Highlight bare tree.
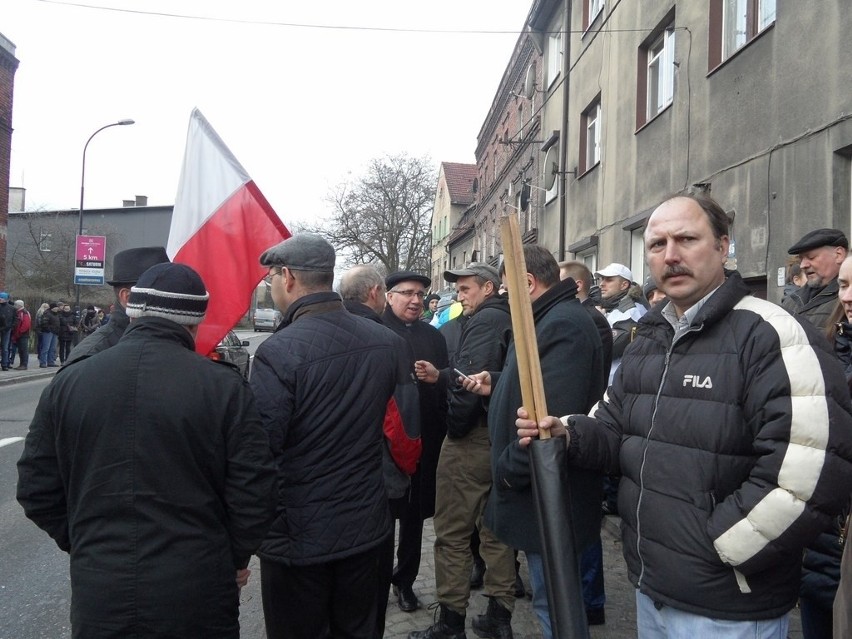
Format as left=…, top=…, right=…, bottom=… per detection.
left=314, top=154, right=436, bottom=274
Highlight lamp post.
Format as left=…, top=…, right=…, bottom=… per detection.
left=75, top=118, right=135, bottom=321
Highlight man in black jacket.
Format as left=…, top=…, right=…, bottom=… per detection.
left=17, top=262, right=277, bottom=639
left=464, top=246, right=605, bottom=638
left=383, top=270, right=449, bottom=613
left=252, top=235, right=404, bottom=639
left=65, top=246, right=169, bottom=367
left=517, top=192, right=852, bottom=636
left=410, top=263, right=516, bottom=639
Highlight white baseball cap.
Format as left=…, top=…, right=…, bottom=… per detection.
left=594, top=263, right=633, bottom=281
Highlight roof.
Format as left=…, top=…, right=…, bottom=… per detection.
left=441, top=162, right=477, bottom=206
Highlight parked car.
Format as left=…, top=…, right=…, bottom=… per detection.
left=253, top=307, right=282, bottom=332
left=208, top=330, right=251, bottom=378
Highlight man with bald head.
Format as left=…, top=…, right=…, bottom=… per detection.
left=516, top=191, right=852, bottom=637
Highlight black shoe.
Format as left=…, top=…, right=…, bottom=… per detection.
left=472, top=597, right=513, bottom=639
left=586, top=607, right=605, bottom=626
left=469, top=556, right=486, bottom=589
left=409, top=603, right=466, bottom=639
left=394, top=584, right=419, bottom=612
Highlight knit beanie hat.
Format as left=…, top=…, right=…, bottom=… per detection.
left=126, top=263, right=209, bottom=325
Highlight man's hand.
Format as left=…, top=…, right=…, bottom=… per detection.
left=460, top=371, right=492, bottom=396
left=236, top=568, right=251, bottom=589
left=516, top=407, right=568, bottom=448
left=414, top=360, right=439, bottom=384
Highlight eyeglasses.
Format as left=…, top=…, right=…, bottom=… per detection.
left=263, top=268, right=283, bottom=285
left=389, top=289, right=426, bottom=300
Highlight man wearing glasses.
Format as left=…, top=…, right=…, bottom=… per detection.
left=382, top=271, right=449, bottom=613
left=251, top=234, right=406, bottom=639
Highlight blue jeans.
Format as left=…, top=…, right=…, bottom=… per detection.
left=526, top=552, right=553, bottom=639
left=0, top=329, right=10, bottom=369
left=636, top=590, right=790, bottom=638
left=39, top=333, right=57, bottom=366
left=581, top=537, right=605, bottom=611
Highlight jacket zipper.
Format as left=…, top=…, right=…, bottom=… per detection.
left=635, top=324, right=701, bottom=588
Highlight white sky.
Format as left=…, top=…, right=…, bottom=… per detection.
left=4, top=0, right=531, bottom=228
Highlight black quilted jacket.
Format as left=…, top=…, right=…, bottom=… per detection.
left=251, top=292, right=401, bottom=565
left=569, top=272, right=852, bottom=620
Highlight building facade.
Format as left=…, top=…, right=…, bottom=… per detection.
left=437, top=0, right=852, bottom=302
left=0, top=32, right=19, bottom=290
left=430, top=162, right=477, bottom=288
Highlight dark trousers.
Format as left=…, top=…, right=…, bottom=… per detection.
left=59, top=339, right=72, bottom=364
left=374, top=523, right=395, bottom=638
left=580, top=537, right=606, bottom=611
left=261, top=544, right=383, bottom=639
left=799, top=596, right=832, bottom=639
left=390, top=488, right=424, bottom=589
left=15, top=335, right=29, bottom=367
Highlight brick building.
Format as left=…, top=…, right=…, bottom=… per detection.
left=0, top=32, right=19, bottom=291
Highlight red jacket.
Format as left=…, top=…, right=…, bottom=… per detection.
left=13, top=308, right=30, bottom=341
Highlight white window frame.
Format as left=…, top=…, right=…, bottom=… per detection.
left=577, top=249, right=597, bottom=275
left=722, top=0, right=748, bottom=59
left=630, top=228, right=646, bottom=286
left=546, top=31, right=562, bottom=88
left=647, top=28, right=675, bottom=119
left=586, top=102, right=601, bottom=169
left=589, top=0, right=605, bottom=25
left=758, top=0, right=776, bottom=31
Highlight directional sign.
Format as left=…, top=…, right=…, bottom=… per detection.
left=74, top=235, right=107, bottom=285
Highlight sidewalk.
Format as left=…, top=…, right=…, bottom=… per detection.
left=383, top=517, right=635, bottom=638
left=0, top=362, right=58, bottom=386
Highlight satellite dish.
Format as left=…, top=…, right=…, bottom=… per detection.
left=542, top=146, right=558, bottom=190
left=524, top=64, right=536, bottom=99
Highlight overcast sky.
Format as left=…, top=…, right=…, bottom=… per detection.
left=5, top=0, right=531, bottom=228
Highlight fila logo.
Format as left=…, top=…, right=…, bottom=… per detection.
left=683, top=375, right=713, bottom=389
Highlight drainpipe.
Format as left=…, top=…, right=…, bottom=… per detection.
left=558, top=0, right=572, bottom=260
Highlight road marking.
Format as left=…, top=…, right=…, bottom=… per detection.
left=0, top=437, right=24, bottom=448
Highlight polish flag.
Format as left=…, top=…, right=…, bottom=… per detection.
left=167, top=108, right=290, bottom=355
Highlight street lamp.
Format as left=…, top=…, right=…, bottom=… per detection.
left=75, top=118, right=135, bottom=320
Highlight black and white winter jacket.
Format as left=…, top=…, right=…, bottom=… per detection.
left=568, top=271, right=852, bottom=620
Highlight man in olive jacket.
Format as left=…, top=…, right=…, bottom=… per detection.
left=17, top=263, right=277, bottom=639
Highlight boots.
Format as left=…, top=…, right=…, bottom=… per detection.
left=472, top=597, right=513, bottom=639
left=409, top=603, right=467, bottom=639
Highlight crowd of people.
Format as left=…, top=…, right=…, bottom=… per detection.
left=12, top=190, right=852, bottom=639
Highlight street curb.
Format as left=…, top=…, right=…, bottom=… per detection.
left=0, top=369, right=58, bottom=387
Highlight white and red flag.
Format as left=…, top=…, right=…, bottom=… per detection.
left=167, top=108, right=290, bottom=355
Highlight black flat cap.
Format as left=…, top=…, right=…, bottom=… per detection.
left=788, top=228, right=848, bottom=255
left=259, top=233, right=335, bottom=272
left=107, top=246, right=170, bottom=286
left=386, top=271, right=431, bottom=290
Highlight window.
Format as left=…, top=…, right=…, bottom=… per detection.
left=645, top=28, right=675, bottom=121
left=38, top=230, right=52, bottom=252
left=709, top=0, right=776, bottom=68
left=586, top=0, right=605, bottom=29
left=546, top=32, right=562, bottom=88
left=580, top=99, right=602, bottom=174
left=630, top=228, right=646, bottom=285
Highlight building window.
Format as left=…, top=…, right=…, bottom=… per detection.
left=580, top=98, right=602, bottom=174
left=38, top=230, right=52, bottom=253
left=546, top=31, right=562, bottom=88
left=642, top=27, right=675, bottom=125
left=630, top=228, right=646, bottom=286
left=584, top=0, right=605, bottom=30
left=709, top=0, right=776, bottom=69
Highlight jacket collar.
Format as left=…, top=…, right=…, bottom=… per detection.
left=532, top=277, right=579, bottom=322
left=343, top=299, right=382, bottom=324
left=280, top=291, right=343, bottom=328
left=122, top=316, right=196, bottom=351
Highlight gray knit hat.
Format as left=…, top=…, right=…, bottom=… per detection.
left=126, top=263, right=209, bottom=325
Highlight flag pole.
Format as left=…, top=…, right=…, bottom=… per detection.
left=499, top=213, right=589, bottom=638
